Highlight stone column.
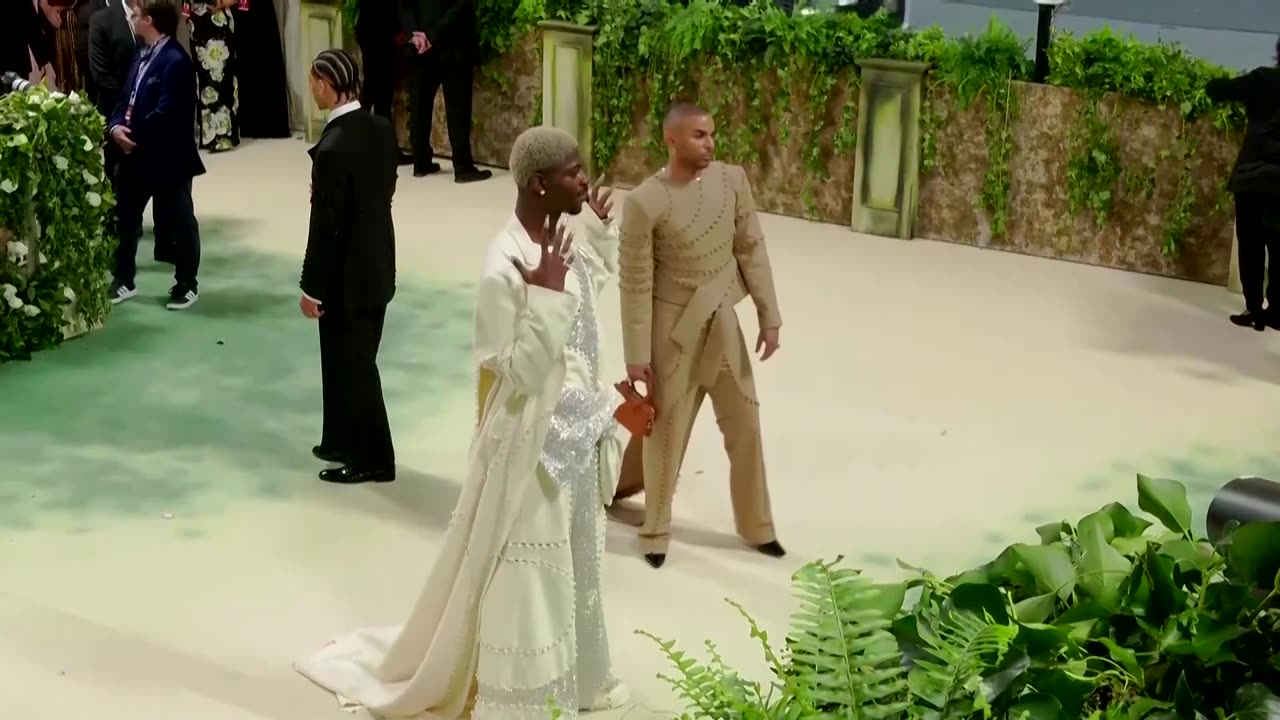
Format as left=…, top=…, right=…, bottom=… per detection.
left=539, top=21, right=597, bottom=177
left=851, top=58, right=930, bottom=240
left=299, top=0, right=345, bottom=142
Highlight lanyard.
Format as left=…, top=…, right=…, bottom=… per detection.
left=125, top=40, right=164, bottom=122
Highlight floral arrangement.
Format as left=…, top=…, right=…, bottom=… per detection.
left=0, top=85, right=116, bottom=362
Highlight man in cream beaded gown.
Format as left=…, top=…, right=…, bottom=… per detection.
left=615, top=103, right=787, bottom=569
left=294, top=126, right=629, bottom=718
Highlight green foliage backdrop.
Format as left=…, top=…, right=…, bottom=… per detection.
left=0, top=87, right=116, bottom=362
left=469, top=0, right=1246, bottom=254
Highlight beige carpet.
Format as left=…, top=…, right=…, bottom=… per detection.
left=1, top=138, right=1278, bottom=718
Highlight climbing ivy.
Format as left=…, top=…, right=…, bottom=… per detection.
left=1046, top=27, right=1245, bottom=254
left=516, top=0, right=1245, bottom=251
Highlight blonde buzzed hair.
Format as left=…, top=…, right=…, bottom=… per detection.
left=509, top=126, right=580, bottom=189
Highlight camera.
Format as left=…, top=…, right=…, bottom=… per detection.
left=1, top=72, right=33, bottom=98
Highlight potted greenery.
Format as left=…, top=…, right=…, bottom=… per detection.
left=643, top=475, right=1280, bottom=718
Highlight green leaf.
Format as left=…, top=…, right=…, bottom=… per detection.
left=948, top=582, right=1010, bottom=624
left=1076, top=515, right=1134, bottom=609
left=1174, top=670, right=1196, bottom=720
left=1234, top=683, right=1280, bottom=720
left=1102, top=502, right=1154, bottom=538
left=1037, top=521, right=1071, bottom=545
left=861, top=582, right=908, bottom=620
left=1014, top=593, right=1057, bottom=624
left=1136, top=474, right=1193, bottom=535
left=1013, top=543, right=1076, bottom=600
left=1008, top=692, right=1067, bottom=720
left=1029, top=667, right=1097, bottom=717
left=1226, top=521, right=1280, bottom=589
left=1127, top=697, right=1174, bottom=720
left=1096, top=637, right=1143, bottom=680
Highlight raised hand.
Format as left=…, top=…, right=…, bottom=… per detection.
left=588, top=177, right=614, bottom=222
left=513, top=217, right=574, bottom=292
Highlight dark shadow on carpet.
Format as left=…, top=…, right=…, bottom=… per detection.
left=0, top=218, right=475, bottom=530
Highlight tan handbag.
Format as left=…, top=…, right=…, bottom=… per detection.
left=613, top=380, right=655, bottom=437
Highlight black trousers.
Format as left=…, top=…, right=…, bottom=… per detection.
left=114, top=161, right=201, bottom=290
left=358, top=37, right=395, bottom=120
left=408, top=52, right=475, bottom=172
left=319, top=305, right=395, bottom=467
left=1235, top=193, right=1280, bottom=314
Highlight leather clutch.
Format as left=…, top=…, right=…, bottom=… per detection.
left=613, top=380, right=654, bottom=437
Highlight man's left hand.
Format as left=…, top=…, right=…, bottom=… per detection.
left=588, top=177, right=613, bottom=223
left=300, top=294, right=324, bottom=319
left=756, top=327, right=780, bottom=361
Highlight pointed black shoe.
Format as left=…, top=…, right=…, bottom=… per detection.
left=455, top=167, right=493, bottom=184
left=1230, top=312, right=1266, bottom=331
left=319, top=464, right=396, bottom=484
left=413, top=162, right=442, bottom=178
left=756, top=540, right=787, bottom=558
left=644, top=553, right=666, bottom=569
left=312, top=445, right=348, bottom=464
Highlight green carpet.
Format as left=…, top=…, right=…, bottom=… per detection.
left=0, top=218, right=476, bottom=530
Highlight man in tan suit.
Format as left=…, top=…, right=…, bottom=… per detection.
left=616, top=103, right=786, bottom=568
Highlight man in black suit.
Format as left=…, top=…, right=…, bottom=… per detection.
left=107, top=0, right=204, bottom=310
left=301, top=49, right=399, bottom=485
left=1207, top=36, right=1280, bottom=331
left=76, top=0, right=109, bottom=99
left=399, top=0, right=491, bottom=183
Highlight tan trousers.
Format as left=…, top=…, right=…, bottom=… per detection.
left=619, top=302, right=776, bottom=555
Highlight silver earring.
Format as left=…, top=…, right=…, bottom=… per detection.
left=539, top=189, right=546, bottom=196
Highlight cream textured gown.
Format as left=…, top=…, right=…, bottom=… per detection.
left=294, top=212, right=623, bottom=719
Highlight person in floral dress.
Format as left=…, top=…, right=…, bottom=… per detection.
left=186, top=0, right=239, bottom=152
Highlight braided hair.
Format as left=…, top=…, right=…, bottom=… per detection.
left=310, top=49, right=361, bottom=100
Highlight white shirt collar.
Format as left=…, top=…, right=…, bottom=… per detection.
left=327, top=100, right=362, bottom=125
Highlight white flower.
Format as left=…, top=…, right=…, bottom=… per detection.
left=86, top=192, right=102, bottom=208
left=22, top=304, right=40, bottom=317
left=7, top=241, right=28, bottom=261
left=1, top=283, right=16, bottom=300
left=82, top=169, right=100, bottom=186
left=53, top=155, right=69, bottom=171
left=7, top=133, right=29, bottom=148
left=82, top=135, right=94, bottom=152
left=62, top=286, right=76, bottom=302
left=0, top=179, right=16, bottom=194
left=4, top=293, right=22, bottom=310
left=38, top=252, right=47, bottom=264
left=69, top=92, right=81, bottom=105
left=51, top=91, right=65, bottom=100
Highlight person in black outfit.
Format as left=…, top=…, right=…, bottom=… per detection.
left=1, top=0, right=54, bottom=77
left=1207, top=37, right=1280, bottom=332
left=231, top=0, right=290, bottom=139
left=76, top=0, right=108, bottom=98
left=106, top=0, right=204, bottom=310
left=300, top=49, right=399, bottom=485
left=399, top=0, right=491, bottom=183
left=355, top=0, right=397, bottom=120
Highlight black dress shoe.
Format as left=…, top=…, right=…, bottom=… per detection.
left=1230, top=311, right=1266, bottom=331
left=398, top=152, right=414, bottom=166
left=413, top=162, right=442, bottom=178
left=755, top=540, right=787, bottom=558
left=319, top=464, right=396, bottom=484
left=455, top=167, right=493, bottom=184
left=312, top=445, right=348, bottom=463
left=644, top=553, right=666, bottom=569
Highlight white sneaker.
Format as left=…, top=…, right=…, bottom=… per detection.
left=584, top=681, right=630, bottom=712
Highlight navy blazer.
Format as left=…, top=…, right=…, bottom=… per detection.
left=109, top=37, right=205, bottom=180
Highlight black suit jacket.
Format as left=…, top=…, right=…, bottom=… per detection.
left=88, top=0, right=136, bottom=117
left=1207, top=66, right=1280, bottom=196
left=301, top=109, right=400, bottom=310
left=109, top=37, right=204, bottom=181
left=1, top=0, right=53, bottom=76
left=398, top=0, right=477, bottom=61
left=76, top=0, right=108, bottom=79
left=356, top=0, right=400, bottom=44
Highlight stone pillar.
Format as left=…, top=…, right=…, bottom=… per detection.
left=539, top=21, right=597, bottom=177
left=851, top=59, right=930, bottom=240
left=1227, top=222, right=1243, bottom=295
left=299, top=1, right=345, bottom=142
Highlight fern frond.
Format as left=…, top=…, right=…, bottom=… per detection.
left=908, top=602, right=1018, bottom=716
left=786, top=559, right=913, bottom=719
